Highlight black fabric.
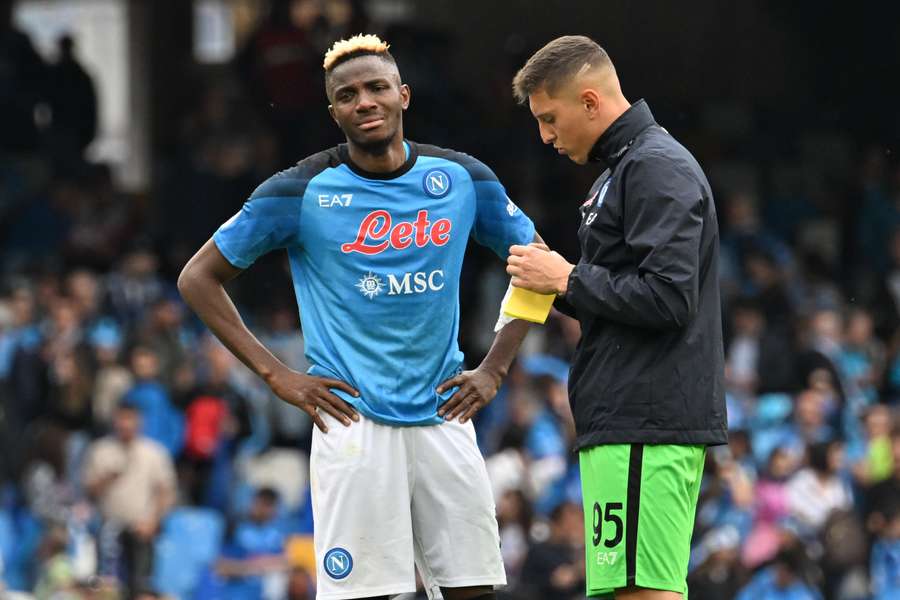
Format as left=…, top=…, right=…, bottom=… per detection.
left=564, top=100, right=728, bottom=447
left=336, top=140, right=418, bottom=180
left=626, top=443, right=644, bottom=584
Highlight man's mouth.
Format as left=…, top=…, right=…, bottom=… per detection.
left=358, top=118, right=385, bottom=131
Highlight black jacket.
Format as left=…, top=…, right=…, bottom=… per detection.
left=557, top=100, right=727, bottom=449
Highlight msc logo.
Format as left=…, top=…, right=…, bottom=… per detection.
left=355, top=270, right=445, bottom=298
left=388, top=270, right=444, bottom=295
left=356, top=272, right=385, bottom=299
left=323, top=547, right=353, bottom=580
left=318, top=193, right=353, bottom=208
left=423, top=169, right=451, bottom=198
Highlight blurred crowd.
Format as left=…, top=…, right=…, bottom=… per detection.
left=2, top=1, right=900, bottom=599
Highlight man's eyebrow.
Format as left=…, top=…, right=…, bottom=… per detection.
left=332, top=77, right=391, bottom=95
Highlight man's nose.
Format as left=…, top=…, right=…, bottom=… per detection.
left=539, top=123, right=555, bottom=144
left=356, top=92, right=377, bottom=111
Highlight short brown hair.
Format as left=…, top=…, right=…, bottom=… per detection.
left=512, top=35, right=612, bottom=104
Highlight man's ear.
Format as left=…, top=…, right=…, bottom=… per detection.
left=579, top=89, right=602, bottom=119
left=328, top=104, right=338, bottom=124
left=400, top=83, right=411, bottom=110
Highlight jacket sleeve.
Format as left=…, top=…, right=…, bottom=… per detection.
left=564, top=153, right=704, bottom=330
left=553, top=295, right=578, bottom=319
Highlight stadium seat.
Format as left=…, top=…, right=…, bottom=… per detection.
left=152, top=507, right=225, bottom=600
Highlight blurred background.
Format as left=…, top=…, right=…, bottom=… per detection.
left=1, top=0, right=900, bottom=599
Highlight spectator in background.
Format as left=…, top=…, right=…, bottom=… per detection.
left=865, top=427, right=900, bottom=540
left=42, top=296, right=94, bottom=432
left=688, top=526, right=744, bottom=600
left=0, top=0, right=48, bottom=154
left=82, top=402, right=176, bottom=598
left=725, top=297, right=795, bottom=397
left=743, top=447, right=796, bottom=568
left=786, top=440, right=852, bottom=538
left=32, top=523, right=76, bottom=600
left=216, top=487, right=290, bottom=600
left=840, top=307, right=886, bottom=406
left=64, top=165, right=135, bottom=270
left=88, top=319, right=132, bottom=430
left=516, top=501, right=585, bottom=600
left=45, top=34, right=97, bottom=158
left=752, top=389, right=834, bottom=468
left=136, top=294, right=190, bottom=388
left=720, top=190, right=793, bottom=302
left=285, top=566, right=314, bottom=600
left=106, top=244, right=166, bottom=327
left=735, top=545, right=822, bottom=600
left=120, top=345, right=183, bottom=456
left=848, top=404, right=895, bottom=486
left=869, top=506, right=900, bottom=600
left=496, top=488, right=533, bottom=582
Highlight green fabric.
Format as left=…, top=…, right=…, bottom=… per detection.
left=579, top=443, right=706, bottom=598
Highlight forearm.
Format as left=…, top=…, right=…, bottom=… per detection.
left=479, top=318, right=530, bottom=378
left=178, top=267, right=286, bottom=382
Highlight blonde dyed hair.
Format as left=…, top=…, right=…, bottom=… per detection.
left=323, top=34, right=391, bottom=71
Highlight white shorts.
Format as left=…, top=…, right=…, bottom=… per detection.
left=310, top=413, right=506, bottom=600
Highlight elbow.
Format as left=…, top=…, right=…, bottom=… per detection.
left=649, top=280, right=697, bottom=329
left=176, top=264, right=196, bottom=302
left=669, top=297, right=697, bottom=329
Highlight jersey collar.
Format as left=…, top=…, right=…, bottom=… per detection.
left=587, top=99, right=657, bottom=170
left=338, top=140, right=418, bottom=180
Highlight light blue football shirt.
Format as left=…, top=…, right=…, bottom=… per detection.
left=213, top=141, right=535, bottom=425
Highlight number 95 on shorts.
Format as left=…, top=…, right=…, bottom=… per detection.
left=578, top=443, right=705, bottom=598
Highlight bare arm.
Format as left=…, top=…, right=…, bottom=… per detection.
left=178, top=240, right=359, bottom=432
left=437, top=233, right=545, bottom=423
left=178, top=239, right=283, bottom=380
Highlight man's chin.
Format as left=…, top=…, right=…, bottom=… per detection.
left=349, top=129, right=399, bottom=155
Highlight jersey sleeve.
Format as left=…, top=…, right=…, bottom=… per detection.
left=212, top=176, right=305, bottom=269
left=469, top=164, right=536, bottom=259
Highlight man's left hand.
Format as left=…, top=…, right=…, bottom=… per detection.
left=507, top=244, right=574, bottom=295
left=436, top=368, right=503, bottom=423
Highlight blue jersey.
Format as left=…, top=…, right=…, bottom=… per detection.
left=213, top=141, right=535, bottom=425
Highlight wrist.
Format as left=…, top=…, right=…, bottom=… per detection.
left=557, top=264, right=574, bottom=296
left=478, top=363, right=507, bottom=384
left=260, top=362, right=289, bottom=387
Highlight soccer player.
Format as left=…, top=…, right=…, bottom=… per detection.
left=505, top=36, right=728, bottom=599
left=178, top=34, right=539, bottom=600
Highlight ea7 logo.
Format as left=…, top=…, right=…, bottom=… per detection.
left=318, top=193, right=353, bottom=208
left=596, top=551, right=618, bottom=566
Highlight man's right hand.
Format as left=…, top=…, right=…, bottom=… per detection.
left=265, top=367, right=360, bottom=433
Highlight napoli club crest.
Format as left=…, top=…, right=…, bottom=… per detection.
left=324, top=547, right=353, bottom=580
left=423, top=169, right=451, bottom=198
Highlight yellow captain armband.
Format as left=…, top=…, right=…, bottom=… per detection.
left=494, top=282, right=555, bottom=331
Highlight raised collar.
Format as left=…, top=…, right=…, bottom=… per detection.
left=338, top=140, right=417, bottom=180
left=587, top=99, right=657, bottom=170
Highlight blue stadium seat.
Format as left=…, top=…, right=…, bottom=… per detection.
left=0, top=510, right=14, bottom=586
left=152, top=507, right=225, bottom=600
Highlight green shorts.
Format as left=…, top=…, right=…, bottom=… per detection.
left=579, top=443, right=705, bottom=598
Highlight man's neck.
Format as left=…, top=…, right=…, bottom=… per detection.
left=593, top=96, right=632, bottom=144
left=347, top=136, right=406, bottom=174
